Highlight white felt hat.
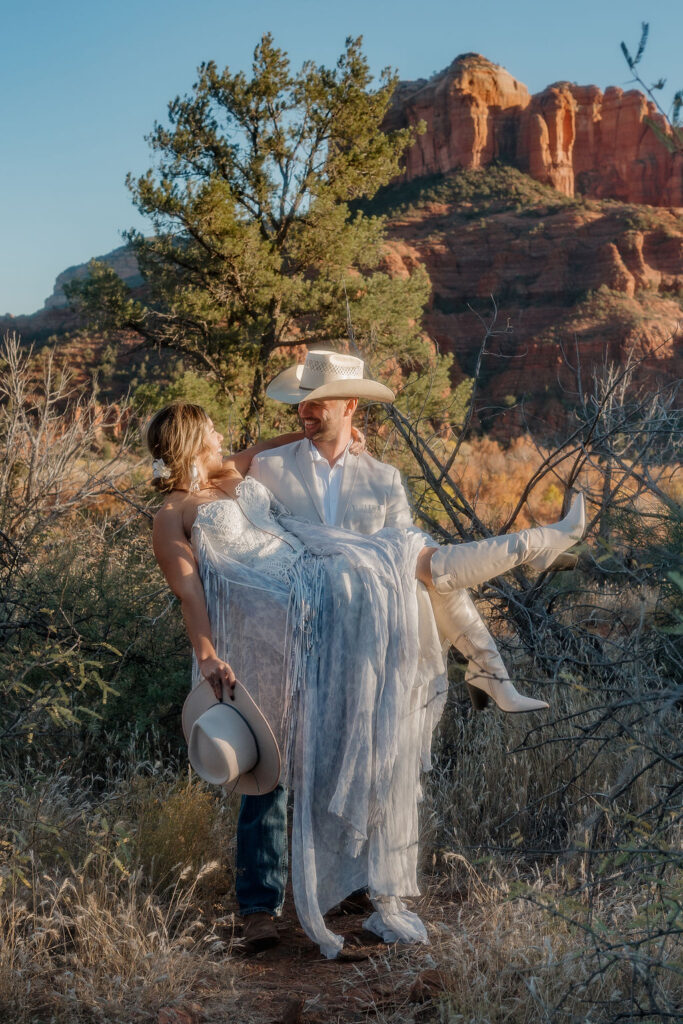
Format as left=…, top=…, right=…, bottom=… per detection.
left=266, top=350, right=394, bottom=404
left=182, top=679, right=281, bottom=795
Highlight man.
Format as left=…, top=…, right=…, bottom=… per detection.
left=238, top=349, right=544, bottom=953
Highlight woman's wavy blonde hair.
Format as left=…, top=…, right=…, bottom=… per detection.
left=145, top=402, right=210, bottom=493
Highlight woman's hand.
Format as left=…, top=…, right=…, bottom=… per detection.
left=199, top=655, right=237, bottom=701
left=349, top=425, right=366, bottom=456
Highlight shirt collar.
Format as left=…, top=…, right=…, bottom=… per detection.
left=308, top=439, right=350, bottom=469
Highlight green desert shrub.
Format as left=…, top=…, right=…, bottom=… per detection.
left=0, top=333, right=190, bottom=763
left=361, top=163, right=578, bottom=220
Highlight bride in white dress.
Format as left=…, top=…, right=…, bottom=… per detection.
left=148, top=402, right=584, bottom=958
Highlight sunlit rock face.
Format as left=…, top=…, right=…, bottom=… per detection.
left=385, top=54, right=683, bottom=206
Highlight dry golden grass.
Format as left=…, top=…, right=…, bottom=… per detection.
left=2, top=686, right=679, bottom=1024
left=0, top=761, right=244, bottom=1023
left=368, top=866, right=683, bottom=1023
left=0, top=872, right=232, bottom=1023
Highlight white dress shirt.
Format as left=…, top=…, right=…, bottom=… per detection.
left=308, top=439, right=350, bottom=524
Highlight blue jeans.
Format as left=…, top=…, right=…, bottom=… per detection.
left=235, top=784, right=288, bottom=917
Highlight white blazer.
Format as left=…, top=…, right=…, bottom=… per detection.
left=249, top=440, right=413, bottom=535
left=249, top=440, right=449, bottom=730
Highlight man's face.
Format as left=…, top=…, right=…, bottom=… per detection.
left=298, top=398, right=352, bottom=443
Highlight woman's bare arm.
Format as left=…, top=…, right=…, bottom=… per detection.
left=222, top=430, right=304, bottom=478
left=152, top=502, right=235, bottom=698
left=220, top=424, right=366, bottom=479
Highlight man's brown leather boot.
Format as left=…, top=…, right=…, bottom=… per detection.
left=242, top=912, right=279, bottom=954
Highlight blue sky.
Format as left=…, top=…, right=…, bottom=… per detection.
left=2, top=0, right=680, bottom=315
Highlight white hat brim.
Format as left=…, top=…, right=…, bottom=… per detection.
left=266, top=364, right=394, bottom=405
left=182, top=679, right=281, bottom=796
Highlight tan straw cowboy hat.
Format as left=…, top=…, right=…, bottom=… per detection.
left=182, top=679, right=281, bottom=795
left=266, top=350, right=394, bottom=404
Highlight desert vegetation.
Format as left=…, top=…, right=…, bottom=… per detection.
left=1, top=319, right=680, bottom=1023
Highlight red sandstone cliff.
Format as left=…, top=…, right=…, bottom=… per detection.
left=385, top=54, right=683, bottom=207
left=378, top=167, right=682, bottom=433
left=5, top=173, right=680, bottom=437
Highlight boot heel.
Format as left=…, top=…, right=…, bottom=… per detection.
left=467, top=682, right=490, bottom=711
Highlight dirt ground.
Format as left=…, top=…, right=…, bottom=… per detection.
left=162, top=885, right=452, bottom=1024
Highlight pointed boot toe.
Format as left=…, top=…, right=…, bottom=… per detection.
left=563, top=493, right=586, bottom=542
left=473, top=676, right=549, bottom=713
left=466, top=663, right=550, bottom=714
left=527, top=493, right=586, bottom=571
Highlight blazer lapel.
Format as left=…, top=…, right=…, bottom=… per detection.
left=334, top=453, right=360, bottom=527
left=295, top=442, right=326, bottom=524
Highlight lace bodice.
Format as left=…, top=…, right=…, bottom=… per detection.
left=193, top=476, right=304, bottom=584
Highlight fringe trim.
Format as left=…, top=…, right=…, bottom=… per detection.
left=281, top=553, right=325, bottom=788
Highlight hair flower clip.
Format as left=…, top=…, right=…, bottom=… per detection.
left=152, top=458, right=171, bottom=480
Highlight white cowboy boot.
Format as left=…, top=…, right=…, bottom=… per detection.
left=430, top=494, right=585, bottom=594
left=429, top=589, right=548, bottom=713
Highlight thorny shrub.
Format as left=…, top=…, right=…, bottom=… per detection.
left=0, top=332, right=189, bottom=757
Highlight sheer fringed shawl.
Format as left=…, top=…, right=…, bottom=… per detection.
left=192, top=499, right=447, bottom=958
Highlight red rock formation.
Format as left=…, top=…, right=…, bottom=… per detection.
left=517, top=84, right=577, bottom=196
left=570, top=85, right=680, bottom=205
left=385, top=55, right=683, bottom=206
left=387, top=54, right=531, bottom=179
left=381, top=191, right=683, bottom=434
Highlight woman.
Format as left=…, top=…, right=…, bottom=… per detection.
left=148, top=402, right=584, bottom=957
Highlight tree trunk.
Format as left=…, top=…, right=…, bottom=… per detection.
left=246, top=353, right=271, bottom=440
left=244, top=301, right=282, bottom=442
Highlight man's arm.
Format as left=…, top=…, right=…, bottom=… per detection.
left=385, top=468, right=415, bottom=529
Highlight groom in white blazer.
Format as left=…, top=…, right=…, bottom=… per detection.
left=235, top=349, right=516, bottom=952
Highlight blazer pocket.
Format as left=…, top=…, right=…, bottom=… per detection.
left=347, top=503, right=384, bottom=514
left=344, top=506, right=385, bottom=534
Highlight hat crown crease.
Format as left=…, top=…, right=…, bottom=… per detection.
left=301, top=353, right=364, bottom=389
left=188, top=701, right=259, bottom=785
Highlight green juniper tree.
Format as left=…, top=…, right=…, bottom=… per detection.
left=68, top=35, right=452, bottom=436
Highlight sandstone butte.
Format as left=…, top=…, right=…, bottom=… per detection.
left=384, top=53, right=683, bottom=207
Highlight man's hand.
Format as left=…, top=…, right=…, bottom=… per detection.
left=199, top=655, right=237, bottom=700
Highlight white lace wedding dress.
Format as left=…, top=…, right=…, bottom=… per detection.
left=191, top=477, right=447, bottom=958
